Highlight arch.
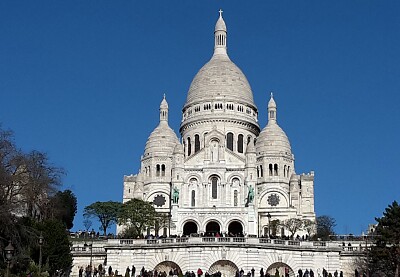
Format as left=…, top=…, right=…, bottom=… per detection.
left=153, top=261, right=182, bottom=276
left=266, top=262, right=295, bottom=277
left=211, top=176, right=218, bottom=199
left=233, top=190, right=238, bottom=207
left=156, top=164, right=161, bottom=177
left=228, top=220, right=243, bottom=236
left=194, top=134, right=200, bottom=153
left=226, top=132, right=234, bottom=151
left=161, top=164, right=166, bottom=177
left=183, top=221, right=198, bottom=236
left=208, top=260, right=239, bottom=277
left=269, top=164, right=273, bottom=176
left=205, top=220, right=220, bottom=235
left=259, top=190, right=289, bottom=208
left=187, top=137, right=192, bottom=156
left=191, top=190, right=196, bottom=207
left=237, top=134, right=244, bottom=153
left=274, top=164, right=279, bottom=176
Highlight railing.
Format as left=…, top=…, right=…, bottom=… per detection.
left=71, top=237, right=373, bottom=254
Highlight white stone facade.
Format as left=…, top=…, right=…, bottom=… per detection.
left=119, top=12, right=315, bottom=238
left=71, top=12, right=366, bottom=277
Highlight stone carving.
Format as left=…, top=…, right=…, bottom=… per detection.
left=267, top=193, right=280, bottom=206
left=153, top=194, right=166, bottom=207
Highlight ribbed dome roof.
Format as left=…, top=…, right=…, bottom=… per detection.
left=255, top=122, right=292, bottom=155
left=255, top=95, right=292, bottom=155
left=144, top=122, right=179, bottom=157
left=184, top=54, right=255, bottom=108
left=144, top=96, right=179, bottom=157
left=183, top=11, right=255, bottom=109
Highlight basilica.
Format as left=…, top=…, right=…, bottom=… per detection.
left=72, top=12, right=363, bottom=277
left=118, top=11, right=316, bottom=238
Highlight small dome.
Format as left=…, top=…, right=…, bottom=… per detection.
left=160, top=94, right=168, bottom=109
left=268, top=93, right=276, bottom=108
left=215, top=11, right=227, bottom=32
left=255, top=122, right=292, bottom=155
left=144, top=122, right=179, bottom=157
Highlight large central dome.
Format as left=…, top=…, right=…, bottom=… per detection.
left=185, top=54, right=255, bottom=108
left=183, top=11, right=256, bottom=110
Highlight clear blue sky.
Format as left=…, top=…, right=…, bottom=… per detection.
left=1, top=1, right=399, bottom=235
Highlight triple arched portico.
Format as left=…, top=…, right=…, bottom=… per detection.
left=182, top=219, right=244, bottom=236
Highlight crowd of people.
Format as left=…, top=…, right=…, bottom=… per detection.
left=78, top=265, right=355, bottom=277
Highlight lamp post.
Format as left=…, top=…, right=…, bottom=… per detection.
left=267, top=212, right=272, bottom=238
left=39, top=232, right=44, bottom=275
left=89, top=233, right=94, bottom=268
left=5, top=240, right=15, bottom=277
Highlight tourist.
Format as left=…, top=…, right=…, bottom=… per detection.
left=132, top=266, right=136, bottom=277
left=251, top=267, right=255, bottom=277
left=126, top=267, right=131, bottom=277
left=309, top=269, right=314, bottom=277
left=197, top=268, right=203, bottom=277
left=298, top=269, right=303, bottom=277
left=108, top=266, right=113, bottom=276
left=260, top=268, right=264, bottom=277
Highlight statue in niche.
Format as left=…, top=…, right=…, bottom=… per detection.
left=172, top=187, right=179, bottom=204
left=210, top=140, right=219, bottom=162
left=245, top=185, right=254, bottom=207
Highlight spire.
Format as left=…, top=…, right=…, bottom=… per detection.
left=160, top=94, right=169, bottom=123
left=268, top=92, right=277, bottom=124
left=214, top=9, right=227, bottom=56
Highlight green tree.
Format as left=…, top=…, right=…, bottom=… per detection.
left=118, top=199, right=159, bottom=238
left=38, top=219, right=72, bottom=275
left=281, top=218, right=303, bottom=239
left=303, top=219, right=316, bottom=237
left=316, top=215, right=336, bottom=240
left=84, top=201, right=122, bottom=236
left=366, top=201, right=400, bottom=277
left=46, top=189, right=77, bottom=229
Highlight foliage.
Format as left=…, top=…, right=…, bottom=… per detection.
left=38, top=219, right=73, bottom=275
left=46, top=190, right=77, bottom=229
left=84, top=201, right=122, bottom=235
left=0, top=126, right=73, bottom=275
left=316, top=215, right=336, bottom=240
left=366, top=201, right=400, bottom=277
left=303, top=219, right=316, bottom=236
left=269, top=219, right=280, bottom=237
left=281, top=218, right=303, bottom=238
left=118, top=199, right=159, bottom=238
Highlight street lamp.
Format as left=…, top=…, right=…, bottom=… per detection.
left=39, top=232, right=44, bottom=275
left=89, top=233, right=95, bottom=268
left=267, top=212, right=272, bottom=238
left=5, top=240, right=15, bottom=277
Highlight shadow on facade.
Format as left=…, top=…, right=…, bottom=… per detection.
left=208, top=260, right=239, bottom=277
left=154, top=261, right=182, bottom=275
left=183, top=221, right=198, bottom=236
left=267, top=262, right=294, bottom=277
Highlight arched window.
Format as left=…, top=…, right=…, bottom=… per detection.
left=234, top=190, right=238, bottom=207
left=191, top=190, right=196, bottom=207
left=237, top=134, right=244, bottom=153
left=187, top=137, right=192, bottom=156
left=287, top=166, right=290, bottom=177
left=247, top=136, right=251, bottom=145
left=211, top=177, right=218, bottom=199
left=156, top=164, right=160, bottom=177
left=194, top=134, right=200, bottom=153
left=161, top=164, right=166, bottom=177
left=269, top=164, right=273, bottom=176
left=260, top=165, right=263, bottom=177
left=257, top=167, right=259, bottom=178
left=274, top=164, right=278, bottom=176
left=284, top=165, right=287, bottom=177
left=227, top=133, right=233, bottom=151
